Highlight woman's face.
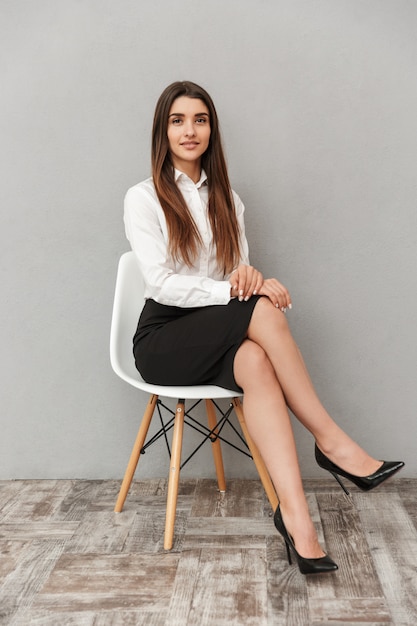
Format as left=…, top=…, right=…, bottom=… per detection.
left=167, top=96, right=211, bottom=174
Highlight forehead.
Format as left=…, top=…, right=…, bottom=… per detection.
left=168, top=96, right=209, bottom=115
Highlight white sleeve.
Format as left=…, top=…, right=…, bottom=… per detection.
left=123, top=184, right=232, bottom=307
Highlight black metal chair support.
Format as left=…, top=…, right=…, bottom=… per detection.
left=139, top=398, right=253, bottom=469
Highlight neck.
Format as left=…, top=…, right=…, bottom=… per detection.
left=174, top=160, right=202, bottom=184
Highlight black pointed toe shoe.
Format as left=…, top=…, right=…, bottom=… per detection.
left=315, top=444, right=404, bottom=495
left=273, top=506, right=338, bottom=575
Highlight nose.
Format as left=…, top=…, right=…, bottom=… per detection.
left=183, top=119, right=195, bottom=136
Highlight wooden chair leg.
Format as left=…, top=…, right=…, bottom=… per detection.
left=164, top=399, right=185, bottom=550
left=114, top=394, right=158, bottom=513
left=232, top=397, right=279, bottom=511
left=205, top=399, right=226, bottom=492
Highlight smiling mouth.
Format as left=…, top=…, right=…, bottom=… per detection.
left=181, top=142, right=199, bottom=147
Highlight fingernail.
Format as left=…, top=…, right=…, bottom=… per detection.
left=253, top=290, right=257, bottom=295
left=239, top=296, right=243, bottom=302
left=244, top=296, right=249, bottom=301
left=275, top=303, right=279, bottom=308
left=239, top=290, right=244, bottom=296
left=288, top=304, right=292, bottom=310
left=281, top=307, right=285, bottom=312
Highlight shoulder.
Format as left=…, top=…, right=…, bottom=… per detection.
left=124, top=177, right=163, bottom=216
left=124, top=178, right=165, bottom=228
left=125, top=177, right=157, bottom=204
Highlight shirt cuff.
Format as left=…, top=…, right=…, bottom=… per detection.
left=210, top=280, right=232, bottom=305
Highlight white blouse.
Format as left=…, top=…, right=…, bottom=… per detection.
left=124, top=169, right=250, bottom=308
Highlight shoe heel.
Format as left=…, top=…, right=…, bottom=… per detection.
left=284, top=541, right=292, bottom=565
left=330, top=471, right=350, bottom=496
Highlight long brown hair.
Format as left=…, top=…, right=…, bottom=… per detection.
left=151, top=81, right=241, bottom=274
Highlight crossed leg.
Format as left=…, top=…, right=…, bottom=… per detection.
left=233, top=296, right=381, bottom=559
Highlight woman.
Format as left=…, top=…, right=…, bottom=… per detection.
left=124, top=81, right=404, bottom=575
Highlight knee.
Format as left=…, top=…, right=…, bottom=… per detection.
left=251, top=296, right=290, bottom=335
left=234, top=340, right=275, bottom=389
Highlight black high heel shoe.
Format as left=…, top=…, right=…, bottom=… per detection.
left=273, top=506, right=338, bottom=575
left=315, top=444, right=404, bottom=495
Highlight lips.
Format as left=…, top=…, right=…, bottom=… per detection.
left=180, top=142, right=199, bottom=148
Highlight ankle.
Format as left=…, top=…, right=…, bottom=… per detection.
left=278, top=501, right=316, bottom=537
left=278, top=505, right=325, bottom=559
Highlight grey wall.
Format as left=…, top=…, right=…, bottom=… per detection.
left=1, top=0, right=416, bottom=480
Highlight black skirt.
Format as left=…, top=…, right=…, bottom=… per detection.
left=133, top=296, right=261, bottom=392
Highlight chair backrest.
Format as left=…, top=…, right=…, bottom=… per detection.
left=110, top=252, right=146, bottom=386
left=110, top=251, right=240, bottom=399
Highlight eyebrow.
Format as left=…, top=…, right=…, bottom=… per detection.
left=168, top=112, right=209, bottom=118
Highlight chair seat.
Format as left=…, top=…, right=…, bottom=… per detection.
left=114, top=366, right=241, bottom=400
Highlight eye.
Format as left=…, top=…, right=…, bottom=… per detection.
left=171, top=118, right=182, bottom=125
left=196, top=117, right=208, bottom=124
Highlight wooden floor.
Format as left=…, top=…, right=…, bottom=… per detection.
left=0, top=477, right=416, bottom=625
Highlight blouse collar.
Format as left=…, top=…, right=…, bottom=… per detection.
left=174, top=168, right=208, bottom=189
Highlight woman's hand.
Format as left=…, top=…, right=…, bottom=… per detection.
left=229, top=265, right=264, bottom=301
left=257, top=278, right=292, bottom=311
left=229, top=266, right=292, bottom=311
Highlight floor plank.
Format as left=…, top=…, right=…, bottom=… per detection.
left=12, top=609, right=169, bottom=626
left=29, top=553, right=179, bottom=614
left=308, top=597, right=392, bottom=625
left=0, top=522, right=79, bottom=541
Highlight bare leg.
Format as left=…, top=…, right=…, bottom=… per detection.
left=247, top=297, right=382, bottom=477
left=234, top=340, right=325, bottom=559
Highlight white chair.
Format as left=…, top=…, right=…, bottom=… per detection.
left=110, top=251, right=278, bottom=549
